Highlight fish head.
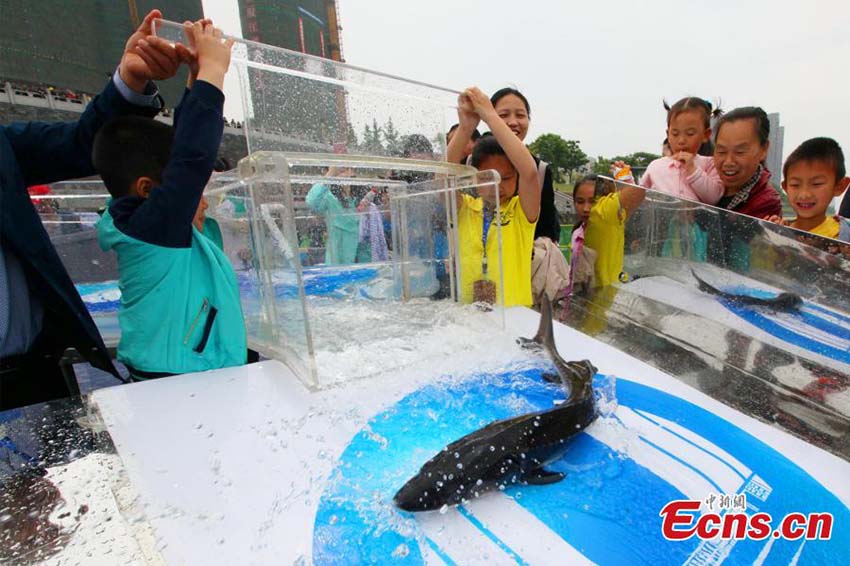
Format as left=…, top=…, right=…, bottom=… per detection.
left=777, top=293, right=803, bottom=309
left=394, top=445, right=502, bottom=512
left=393, top=474, right=446, bottom=512
left=393, top=461, right=473, bottom=512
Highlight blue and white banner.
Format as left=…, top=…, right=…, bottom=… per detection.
left=314, top=368, right=849, bottom=565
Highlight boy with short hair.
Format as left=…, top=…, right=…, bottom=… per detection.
left=94, top=22, right=245, bottom=379
left=768, top=137, right=850, bottom=239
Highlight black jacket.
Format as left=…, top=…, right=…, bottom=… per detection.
left=534, top=157, right=561, bottom=242
left=0, top=78, right=159, bottom=377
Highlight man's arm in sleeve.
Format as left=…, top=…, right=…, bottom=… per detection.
left=6, top=71, right=162, bottom=187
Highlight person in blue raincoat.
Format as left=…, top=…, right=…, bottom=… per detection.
left=306, top=167, right=370, bottom=265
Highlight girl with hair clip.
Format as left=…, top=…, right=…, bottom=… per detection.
left=448, top=87, right=540, bottom=307
left=641, top=97, right=725, bottom=204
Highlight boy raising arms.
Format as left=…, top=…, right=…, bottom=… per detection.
left=94, top=22, right=245, bottom=380
left=767, top=137, right=850, bottom=240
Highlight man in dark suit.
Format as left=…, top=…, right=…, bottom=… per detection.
left=1, top=10, right=186, bottom=409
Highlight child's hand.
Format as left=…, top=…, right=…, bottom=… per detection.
left=764, top=214, right=789, bottom=226
left=461, top=87, right=498, bottom=122
left=610, top=160, right=635, bottom=184
left=119, top=10, right=183, bottom=93
left=175, top=18, right=213, bottom=88
left=191, top=21, right=235, bottom=91
left=673, top=151, right=696, bottom=175
left=456, top=92, right=480, bottom=131
left=610, top=160, right=628, bottom=173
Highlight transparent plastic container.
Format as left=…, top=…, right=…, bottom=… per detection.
left=217, top=151, right=504, bottom=389
left=559, top=176, right=850, bottom=458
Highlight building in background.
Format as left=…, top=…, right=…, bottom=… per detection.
left=765, top=112, right=791, bottom=214
left=0, top=0, right=203, bottom=106
left=766, top=113, right=784, bottom=185
left=239, top=0, right=343, bottom=62
left=237, top=0, right=347, bottom=151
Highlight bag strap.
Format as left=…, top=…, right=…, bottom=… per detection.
left=537, top=159, right=548, bottom=190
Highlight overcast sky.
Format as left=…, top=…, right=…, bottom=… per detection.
left=202, top=0, right=850, bottom=162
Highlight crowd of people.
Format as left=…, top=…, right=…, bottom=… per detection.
left=2, top=9, right=849, bottom=413
left=2, top=80, right=90, bottom=102
left=448, top=90, right=850, bottom=310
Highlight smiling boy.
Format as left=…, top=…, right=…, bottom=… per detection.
left=769, top=138, right=849, bottom=239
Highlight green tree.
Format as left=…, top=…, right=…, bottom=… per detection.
left=528, top=134, right=589, bottom=183
left=346, top=123, right=359, bottom=151
left=383, top=117, right=401, bottom=156
left=592, top=156, right=613, bottom=175
left=609, top=152, right=660, bottom=168
left=431, top=133, right=445, bottom=154
left=362, top=119, right=384, bottom=153
left=625, top=151, right=659, bottom=168
left=592, top=151, right=660, bottom=175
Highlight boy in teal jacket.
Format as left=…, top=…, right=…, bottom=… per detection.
left=94, top=22, right=245, bottom=379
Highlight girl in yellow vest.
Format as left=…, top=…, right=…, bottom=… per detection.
left=447, top=87, right=540, bottom=307
left=572, top=169, right=646, bottom=288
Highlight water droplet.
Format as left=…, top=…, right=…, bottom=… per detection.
left=476, top=479, right=483, bottom=486
left=489, top=445, right=496, bottom=452
left=456, top=463, right=463, bottom=470
left=392, top=544, right=410, bottom=558
left=453, top=452, right=460, bottom=459
left=439, top=504, right=449, bottom=514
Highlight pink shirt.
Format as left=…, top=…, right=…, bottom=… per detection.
left=640, top=155, right=723, bottom=205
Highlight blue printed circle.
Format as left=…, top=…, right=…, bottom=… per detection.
left=312, top=368, right=849, bottom=565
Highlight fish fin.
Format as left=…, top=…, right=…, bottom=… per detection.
left=522, top=468, right=565, bottom=486
left=530, top=293, right=557, bottom=351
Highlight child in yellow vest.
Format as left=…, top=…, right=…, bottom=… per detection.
left=572, top=169, right=646, bottom=288
left=447, top=87, right=541, bottom=307
left=767, top=137, right=850, bottom=241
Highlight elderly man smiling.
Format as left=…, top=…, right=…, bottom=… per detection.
left=712, top=107, right=783, bottom=219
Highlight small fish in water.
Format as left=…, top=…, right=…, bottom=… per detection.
left=393, top=295, right=598, bottom=512
left=691, top=269, right=802, bottom=310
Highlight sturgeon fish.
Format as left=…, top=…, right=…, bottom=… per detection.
left=691, top=269, right=802, bottom=310
left=393, top=295, right=598, bottom=512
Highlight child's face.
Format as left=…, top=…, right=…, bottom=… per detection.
left=782, top=159, right=845, bottom=222
left=478, top=155, right=518, bottom=205
left=667, top=110, right=710, bottom=155
left=574, top=182, right=596, bottom=224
